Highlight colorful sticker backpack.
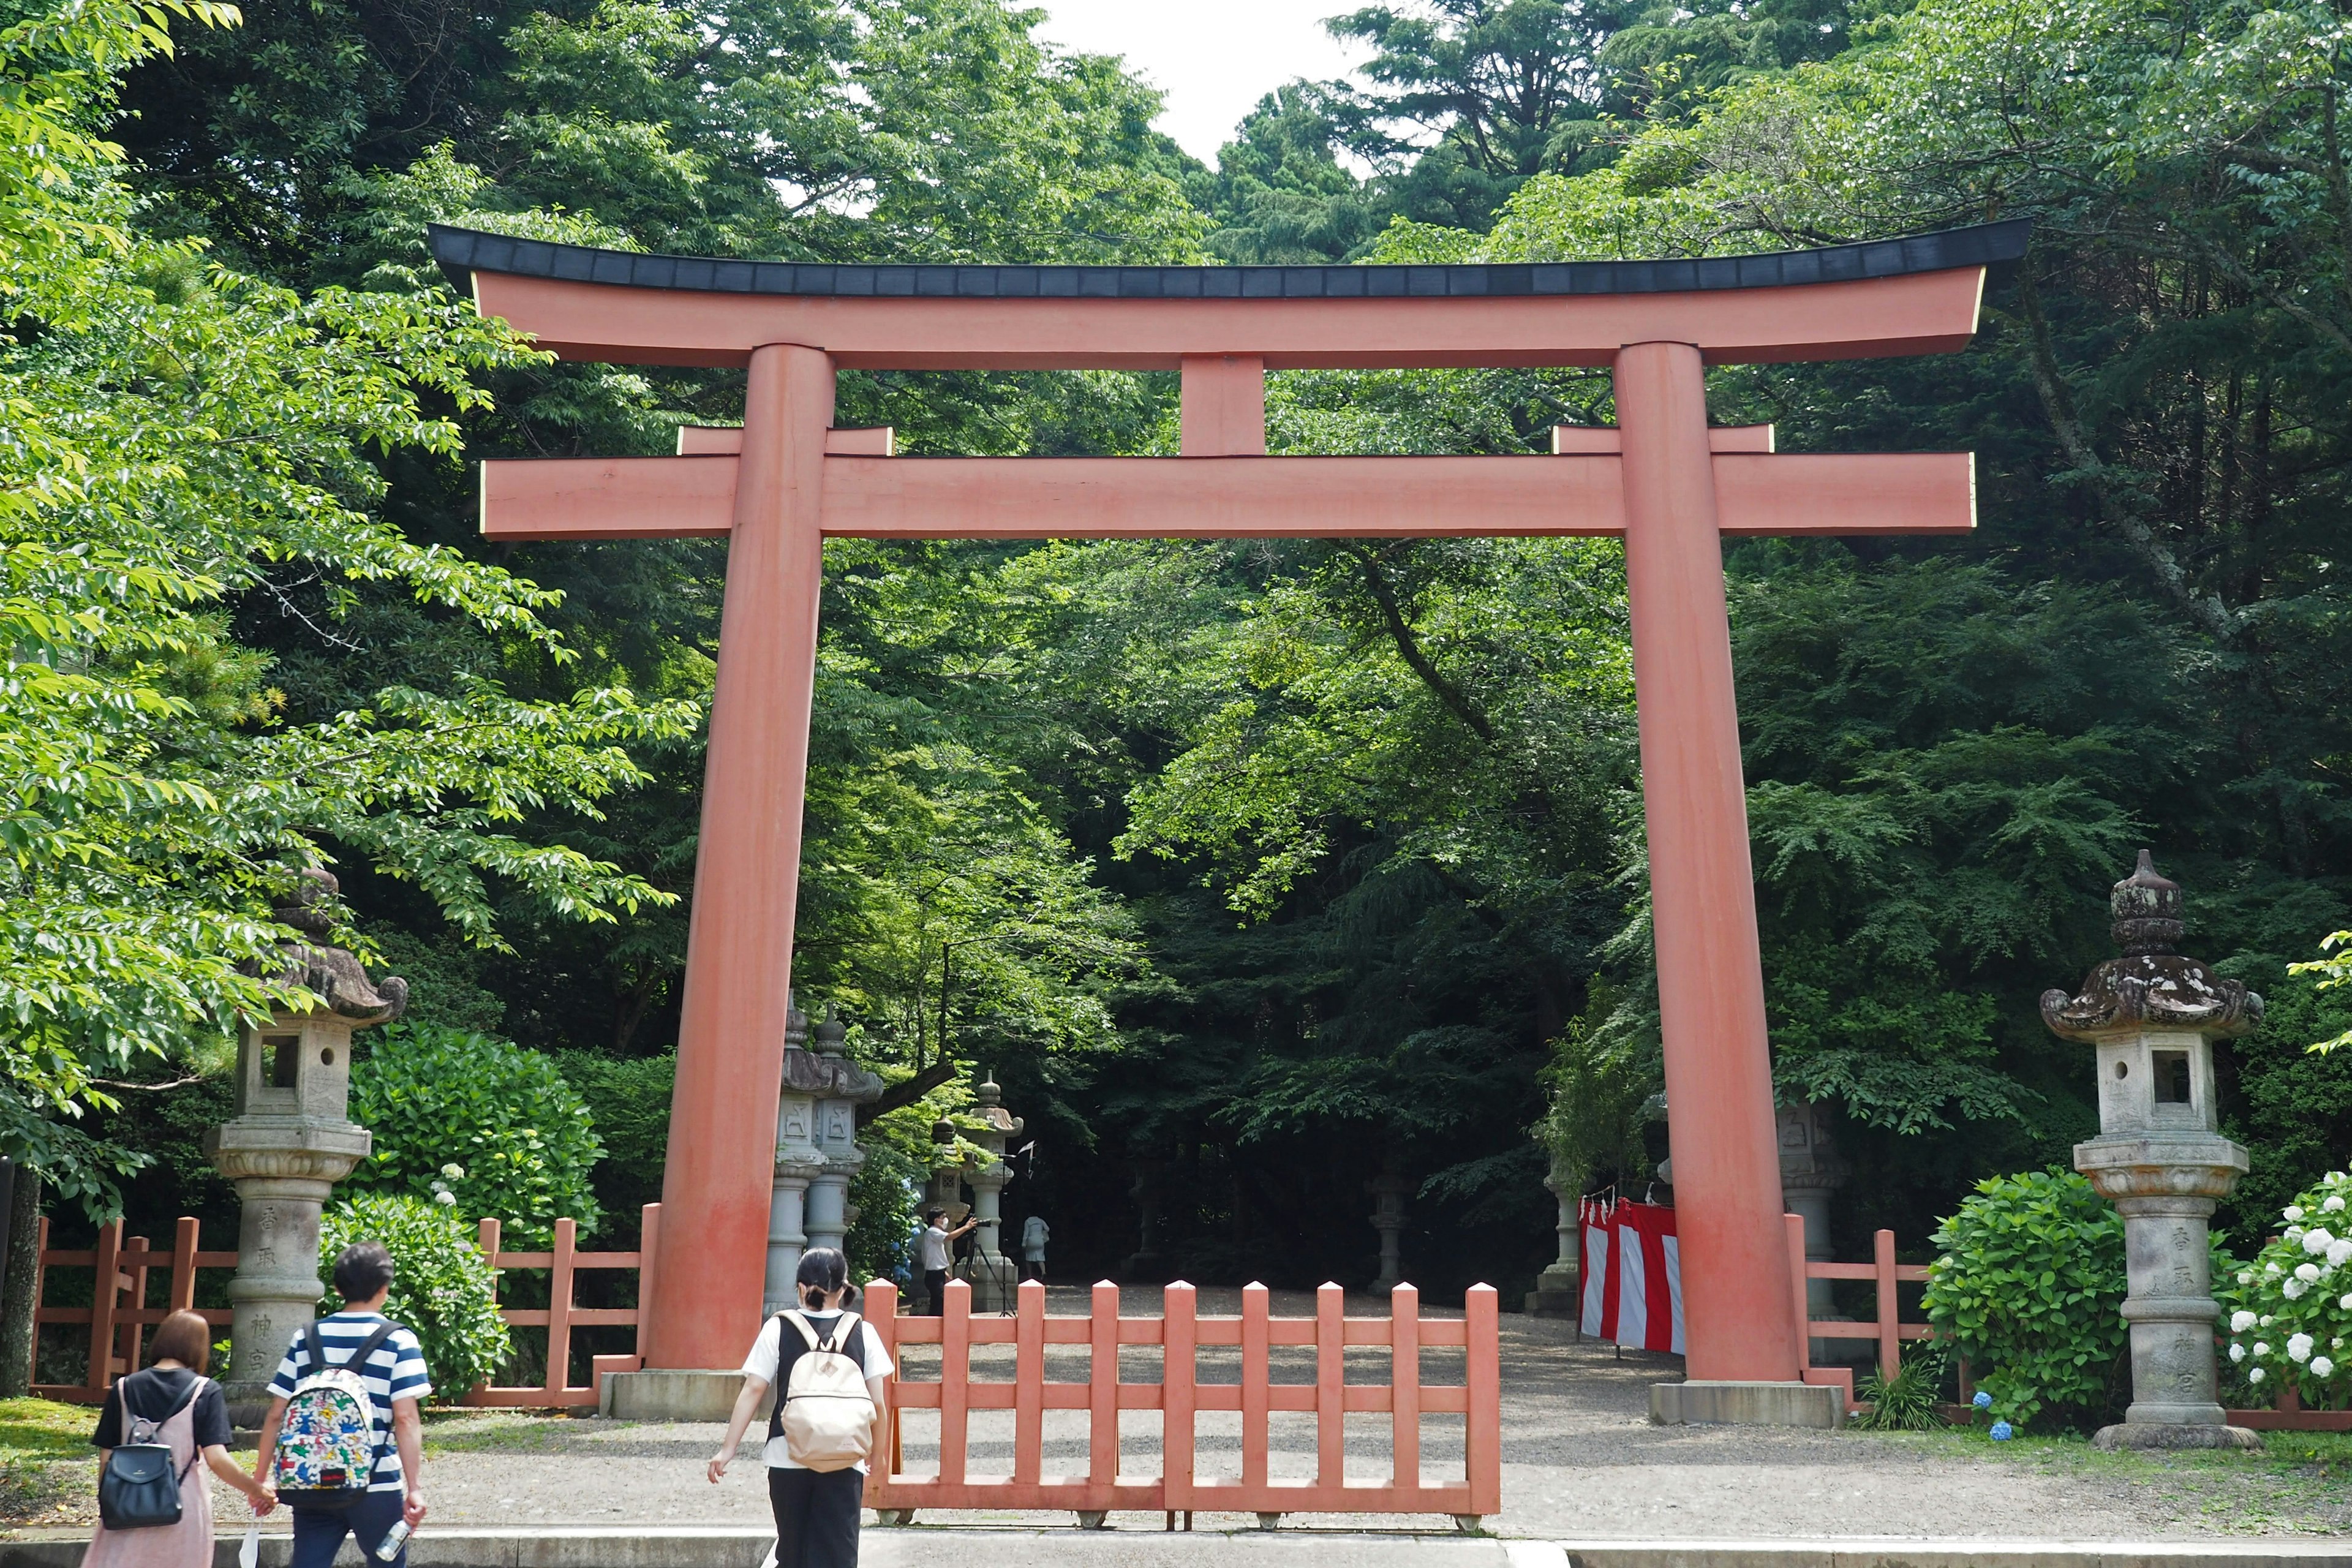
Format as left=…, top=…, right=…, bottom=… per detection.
left=271, top=1321, right=397, bottom=1510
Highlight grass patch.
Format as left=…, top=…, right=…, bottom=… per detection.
left=420, top=1409, right=586, bottom=1455
left=0, top=1399, right=92, bottom=1463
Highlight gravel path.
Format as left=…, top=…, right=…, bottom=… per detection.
left=12, top=1289, right=2348, bottom=1539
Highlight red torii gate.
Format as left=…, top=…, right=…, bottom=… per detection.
left=431, top=221, right=2026, bottom=1396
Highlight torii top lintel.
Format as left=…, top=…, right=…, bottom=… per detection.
left=428, top=219, right=2029, bottom=371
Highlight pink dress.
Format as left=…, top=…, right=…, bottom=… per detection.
left=82, top=1380, right=214, bottom=1568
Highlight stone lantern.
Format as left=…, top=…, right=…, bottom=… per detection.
left=203, top=870, right=405, bottom=1420
left=1367, top=1158, right=1409, bottom=1295
left=1777, top=1099, right=1849, bottom=1337
left=804, top=1008, right=881, bottom=1257
left=766, top=1001, right=822, bottom=1316
left=2041, top=850, right=2262, bottom=1450
left=1528, top=1156, right=1581, bottom=1325
left=962, top=1071, right=1023, bottom=1311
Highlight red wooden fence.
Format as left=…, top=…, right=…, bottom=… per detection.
left=28, top=1216, right=237, bottom=1403
left=862, top=1277, right=1501, bottom=1529
left=28, top=1207, right=658, bottom=1408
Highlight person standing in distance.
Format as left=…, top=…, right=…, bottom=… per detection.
left=707, top=1248, right=892, bottom=1568
left=1017, top=1213, right=1049, bottom=1284
left=915, top=1207, right=979, bottom=1315
left=254, top=1242, right=431, bottom=1568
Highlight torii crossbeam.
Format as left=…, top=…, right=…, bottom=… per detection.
left=433, top=220, right=2027, bottom=1398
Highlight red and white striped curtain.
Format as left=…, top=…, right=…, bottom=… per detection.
left=1577, top=1197, right=1684, bottom=1354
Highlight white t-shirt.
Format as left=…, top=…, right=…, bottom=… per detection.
left=741, top=1310, right=894, bottom=1471
left=918, top=1225, right=951, bottom=1271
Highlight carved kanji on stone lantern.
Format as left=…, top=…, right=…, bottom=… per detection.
left=2041, top=851, right=2261, bottom=1449
left=204, top=870, right=405, bottom=1420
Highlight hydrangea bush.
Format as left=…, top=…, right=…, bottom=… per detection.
left=2221, top=1169, right=2352, bottom=1410
left=1923, top=1169, right=2128, bottom=1430
left=318, top=1191, right=511, bottom=1395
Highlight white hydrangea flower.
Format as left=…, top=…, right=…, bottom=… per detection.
left=2285, top=1279, right=2307, bottom=1298
left=2266, top=1262, right=2283, bottom=1277
left=2329, top=1238, right=2352, bottom=1268
left=2342, top=1292, right=2352, bottom=1311
left=2314, top=1357, right=2338, bottom=1379
left=2254, top=1342, right=2272, bottom=1357
left=2297, top=1263, right=2323, bottom=1283
left=442, top=1163, right=466, bottom=1179
left=2286, top=1205, right=2307, bottom=1223
left=2250, top=1367, right=2267, bottom=1384
left=2229, top=1342, right=2246, bottom=1363
left=2327, top=1195, right=2348, bottom=1213
left=433, top=1189, right=457, bottom=1205
left=2289, top=1333, right=2315, bottom=1362
left=2286, top=1226, right=2307, bottom=1245
left=2231, top=1310, right=2258, bottom=1332
left=2238, top=1270, right=2256, bottom=1286
left=2305, top=1228, right=2336, bottom=1255
left=2262, top=1314, right=2275, bottom=1326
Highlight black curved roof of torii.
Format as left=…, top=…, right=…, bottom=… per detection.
left=428, top=219, right=2030, bottom=303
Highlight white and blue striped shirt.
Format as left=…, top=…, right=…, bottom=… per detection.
left=266, top=1311, right=433, bottom=1491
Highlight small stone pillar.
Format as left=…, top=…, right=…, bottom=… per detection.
left=203, top=871, right=405, bottom=1422
left=2042, top=850, right=2261, bottom=1450
left=1125, top=1155, right=1167, bottom=1281
left=766, top=1002, right=822, bottom=1316
left=1367, top=1159, right=1409, bottom=1294
left=802, top=1008, right=881, bottom=1257
left=1777, top=1099, right=1848, bottom=1333
left=963, top=1072, right=1023, bottom=1310
left=1528, top=1158, right=1581, bottom=1326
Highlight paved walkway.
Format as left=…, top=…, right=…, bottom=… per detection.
left=10, top=1289, right=2348, bottom=1540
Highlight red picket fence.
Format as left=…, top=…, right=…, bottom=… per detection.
left=862, top=1278, right=1502, bottom=1529
left=1784, top=1213, right=1933, bottom=1411
left=29, top=1208, right=657, bottom=1409
left=456, top=1207, right=659, bottom=1408
left=28, top=1217, right=237, bottom=1403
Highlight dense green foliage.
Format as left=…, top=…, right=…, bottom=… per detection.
left=318, top=1191, right=510, bottom=1394
left=1923, top=1170, right=2128, bottom=1428
left=347, top=1026, right=603, bottom=1243
left=2221, top=1170, right=2352, bottom=1411
left=10, top=0, right=2352, bottom=1299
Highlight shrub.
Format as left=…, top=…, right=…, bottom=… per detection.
left=552, top=1051, right=673, bottom=1240
left=349, top=1024, right=603, bottom=1244
left=1923, top=1169, right=2127, bottom=1430
left=318, top=1191, right=510, bottom=1395
left=2220, top=1169, right=2352, bottom=1411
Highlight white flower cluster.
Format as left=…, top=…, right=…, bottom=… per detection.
left=429, top=1162, right=468, bottom=1207
left=2227, top=1173, right=2352, bottom=1401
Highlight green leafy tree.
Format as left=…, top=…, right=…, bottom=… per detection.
left=318, top=1191, right=510, bottom=1395
left=347, top=1026, right=603, bottom=1243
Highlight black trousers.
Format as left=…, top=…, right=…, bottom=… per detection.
left=768, top=1464, right=863, bottom=1568
left=922, top=1267, right=948, bottom=1314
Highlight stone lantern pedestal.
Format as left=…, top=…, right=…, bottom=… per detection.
left=2042, top=851, right=2262, bottom=1451
left=804, top=1009, right=881, bottom=1258
left=202, top=872, right=404, bottom=1424
left=767, top=1005, right=881, bottom=1313
left=766, top=1003, right=821, bottom=1316
left=1367, top=1163, right=1409, bottom=1295
left=1527, top=1159, right=1582, bottom=1326
left=963, top=1073, right=1023, bottom=1311
left=1777, top=1099, right=1850, bottom=1361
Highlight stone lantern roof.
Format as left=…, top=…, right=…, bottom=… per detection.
left=2040, top=851, right=2261, bottom=1041
left=251, top=869, right=407, bottom=1023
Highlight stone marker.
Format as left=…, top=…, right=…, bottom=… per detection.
left=203, top=870, right=405, bottom=1424
left=2041, top=850, right=2263, bottom=1450
left=963, top=1072, right=1023, bottom=1311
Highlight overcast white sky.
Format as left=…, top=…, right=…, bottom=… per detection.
left=1030, top=0, right=1370, bottom=165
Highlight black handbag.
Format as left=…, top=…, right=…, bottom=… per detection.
left=97, top=1371, right=202, bottom=1531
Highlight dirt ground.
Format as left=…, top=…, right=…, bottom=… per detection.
left=7, top=1287, right=2348, bottom=1540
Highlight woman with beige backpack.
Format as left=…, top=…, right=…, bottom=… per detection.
left=707, top=1248, right=892, bottom=1568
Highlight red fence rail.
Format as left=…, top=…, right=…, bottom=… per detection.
left=29, top=1207, right=657, bottom=1409
left=862, top=1277, right=1501, bottom=1528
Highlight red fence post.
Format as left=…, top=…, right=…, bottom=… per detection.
left=1239, top=1283, right=1270, bottom=1493
left=88, top=1219, right=122, bottom=1396
left=547, top=1218, right=577, bottom=1394
left=636, top=1204, right=660, bottom=1357
left=1014, top=1279, right=1045, bottom=1488
left=1784, top=1213, right=1812, bottom=1376
left=1314, top=1283, right=1343, bottom=1490
left=118, top=1234, right=151, bottom=1379
left=1391, top=1283, right=1420, bottom=1494
left=1874, top=1228, right=1900, bottom=1382
left=168, top=1218, right=199, bottom=1313
left=1163, top=1283, right=1196, bottom=1515
left=1088, top=1281, right=1118, bottom=1498
left=939, top=1280, right=970, bottom=1486
left=1465, top=1284, right=1501, bottom=1519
